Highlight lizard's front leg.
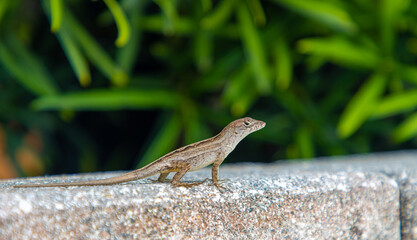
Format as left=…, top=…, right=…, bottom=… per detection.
left=171, top=162, right=208, bottom=187
left=212, top=161, right=229, bottom=192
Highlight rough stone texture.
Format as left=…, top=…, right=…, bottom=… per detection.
left=272, top=151, right=417, bottom=240
left=1, top=151, right=413, bottom=240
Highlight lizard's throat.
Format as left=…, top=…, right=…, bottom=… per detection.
left=222, top=131, right=248, bottom=151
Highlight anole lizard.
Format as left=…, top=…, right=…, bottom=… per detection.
left=14, top=117, right=265, bottom=190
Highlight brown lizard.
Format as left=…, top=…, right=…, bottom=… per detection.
left=14, top=117, right=265, bottom=190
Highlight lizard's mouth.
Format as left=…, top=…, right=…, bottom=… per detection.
left=257, top=121, right=266, bottom=130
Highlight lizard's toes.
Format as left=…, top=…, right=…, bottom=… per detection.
left=213, top=183, right=231, bottom=193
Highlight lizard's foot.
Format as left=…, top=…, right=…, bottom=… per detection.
left=212, top=182, right=230, bottom=193
left=172, top=178, right=209, bottom=188
left=217, top=178, right=229, bottom=183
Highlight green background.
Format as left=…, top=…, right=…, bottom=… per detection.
left=1, top=0, right=416, bottom=178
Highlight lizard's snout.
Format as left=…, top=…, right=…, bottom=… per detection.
left=256, top=120, right=266, bottom=130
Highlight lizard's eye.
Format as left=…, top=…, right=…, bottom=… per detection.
left=244, top=121, right=251, bottom=126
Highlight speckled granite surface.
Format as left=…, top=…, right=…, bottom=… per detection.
left=2, top=151, right=416, bottom=239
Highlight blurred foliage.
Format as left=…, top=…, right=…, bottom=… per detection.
left=1, top=0, right=417, bottom=178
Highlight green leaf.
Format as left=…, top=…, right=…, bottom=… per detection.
left=57, top=28, right=91, bottom=87
left=116, top=1, right=143, bottom=74
left=137, top=113, right=182, bottom=168
left=65, top=10, right=128, bottom=87
left=379, top=0, right=408, bottom=56
left=0, top=0, right=10, bottom=24
left=222, top=64, right=251, bottom=105
left=296, top=126, right=314, bottom=158
left=236, top=3, right=271, bottom=94
left=194, top=30, right=213, bottom=72
left=50, top=0, right=63, bottom=32
left=373, top=90, right=417, bottom=118
left=230, top=92, right=257, bottom=117
left=139, top=15, right=239, bottom=38
left=153, top=0, right=178, bottom=35
left=201, top=0, right=236, bottom=30
left=192, top=49, right=242, bottom=92
left=43, top=0, right=90, bottom=86
left=139, top=15, right=193, bottom=35
left=222, top=64, right=257, bottom=116
left=275, top=37, right=292, bottom=90
left=247, top=0, right=266, bottom=25
left=337, top=73, right=387, bottom=138
left=270, top=0, right=357, bottom=33
left=297, top=37, right=380, bottom=69
left=393, top=112, right=417, bottom=143
left=399, top=65, right=417, bottom=85
left=200, top=0, right=212, bottom=12
left=0, top=44, right=39, bottom=96
left=31, top=89, right=181, bottom=111
left=103, top=0, right=131, bottom=47
left=0, top=38, right=58, bottom=96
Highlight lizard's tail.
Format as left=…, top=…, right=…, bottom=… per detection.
left=13, top=163, right=161, bottom=188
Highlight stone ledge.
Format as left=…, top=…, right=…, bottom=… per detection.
left=2, top=151, right=415, bottom=239
left=276, top=151, right=417, bottom=240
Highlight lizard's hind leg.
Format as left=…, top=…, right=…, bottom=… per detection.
left=150, top=172, right=171, bottom=183
left=157, top=172, right=169, bottom=182
left=171, top=162, right=208, bottom=187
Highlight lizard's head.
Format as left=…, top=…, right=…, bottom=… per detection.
left=227, top=117, right=266, bottom=139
